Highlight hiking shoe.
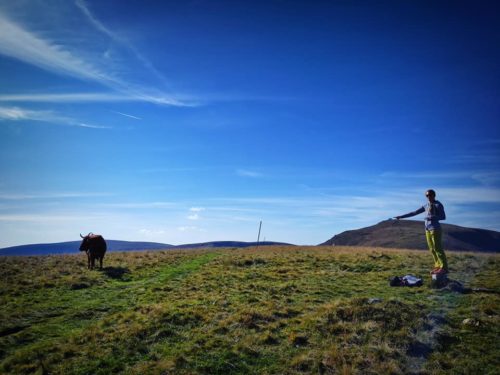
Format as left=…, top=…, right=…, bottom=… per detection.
left=430, top=267, right=440, bottom=274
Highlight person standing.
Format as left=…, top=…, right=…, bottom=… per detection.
left=394, top=189, right=448, bottom=275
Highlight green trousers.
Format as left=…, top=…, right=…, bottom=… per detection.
left=425, top=229, right=448, bottom=270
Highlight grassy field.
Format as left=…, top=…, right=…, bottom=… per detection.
left=0, top=246, right=498, bottom=374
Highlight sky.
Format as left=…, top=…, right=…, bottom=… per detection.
left=0, top=0, right=499, bottom=248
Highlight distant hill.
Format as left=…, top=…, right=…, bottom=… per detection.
left=0, top=240, right=292, bottom=256
left=320, top=220, right=500, bottom=252
left=173, top=241, right=293, bottom=249
left=0, top=240, right=174, bottom=256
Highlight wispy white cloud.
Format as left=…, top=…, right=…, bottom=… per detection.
left=75, top=0, right=171, bottom=88
left=0, top=214, right=84, bottom=222
left=0, top=106, right=52, bottom=121
left=451, top=152, right=500, bottom=165
left=236, top=169, right=264, bottom=178
left=445, top=144, right=500, bottom=166
left=187, top=207, right=205, bottom=220
left=0, top=92, right=194, bottom=106
left=188, top=213, right=200, bottom=220
left=380, top=169, right=500, bottom=187
left=99, top=202, right=177, bottom=209
left=74, top=0, right=115, bottom=39
left=0, top=12, right=115, bottom=83
left=438, top=187, right=500, bottom=204
left=78, top=122, right=110, bottom=129
left=139, top=228, right=166, bottom=236
left=0, top=10, right=192, bottom=106
left=0, top=105, right=110, bottom=128
left=471, top=171, right=500, bottom=186
left=0, top=191, right=113, bottom=200
left=380, top=171, right=468, bottom=180
left=206, top=185, right=500, bottom=226
left=177, top=226, right=205, bottom=233
left=0, top=93, right=141, bottom=103
left=111, top=110, right=142, bottom=120
left=190, top=207, right=205, bottom=212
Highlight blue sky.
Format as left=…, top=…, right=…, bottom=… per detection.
left=0, top=0, right=499, bottom=248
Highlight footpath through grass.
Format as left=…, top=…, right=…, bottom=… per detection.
left=0, top=246, right=498, bottom=374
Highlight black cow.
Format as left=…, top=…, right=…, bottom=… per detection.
left=79, top=233, right=107, bottom=270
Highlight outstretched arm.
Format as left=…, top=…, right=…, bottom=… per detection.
left=394, top=206, right=425, bottom=220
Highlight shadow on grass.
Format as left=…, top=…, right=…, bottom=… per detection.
left=101, top=266, right=131, bottom=280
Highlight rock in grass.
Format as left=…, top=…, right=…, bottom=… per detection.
left=289, top=333, right=309, bottom=347
left=70, top=282, right=90, bottom=290
left=462, top=318, right=480, bottom=327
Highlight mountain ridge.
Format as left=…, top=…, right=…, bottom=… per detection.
left=0, top=240, right=292, bottom=256
left=320, top=220, right=500, bottom=252
left=2, top=220, right=499, bottom=255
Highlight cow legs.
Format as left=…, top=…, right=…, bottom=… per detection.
left=87, top=252, right=96, bottom=270
left=85, top=250, right=104, bottom=270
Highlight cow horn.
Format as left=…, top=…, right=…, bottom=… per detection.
left=88, top=232, right=93, bottom=237
left=80, top=233, right=85, bottom=238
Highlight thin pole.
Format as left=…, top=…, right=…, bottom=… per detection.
left=257, top=221, right=262, bottom=248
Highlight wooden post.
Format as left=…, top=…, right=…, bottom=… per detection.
left=256, top=221, right=262, bottom=248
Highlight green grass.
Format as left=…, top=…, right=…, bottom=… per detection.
left=0, top=247, right=498, bottom=374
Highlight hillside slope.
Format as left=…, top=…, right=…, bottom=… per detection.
left=320, top=220, right=500, bottom=252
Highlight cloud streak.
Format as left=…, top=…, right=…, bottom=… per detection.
left=111, top=110, right=142, bottom=120
left=0, top=93, right=147, bottom=103
left=75, top=0, right=171, bottom=88
left=236, top=169, right=264, bottom=178
left=0, top=10, right=192, bottom=106
left=0, top=106, right=110, bottom=128
left=0, top=12, right=115, bottom=83
left=0, top=191, right=113, bottom=200
left=0, top=92, right=196, bottom=107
